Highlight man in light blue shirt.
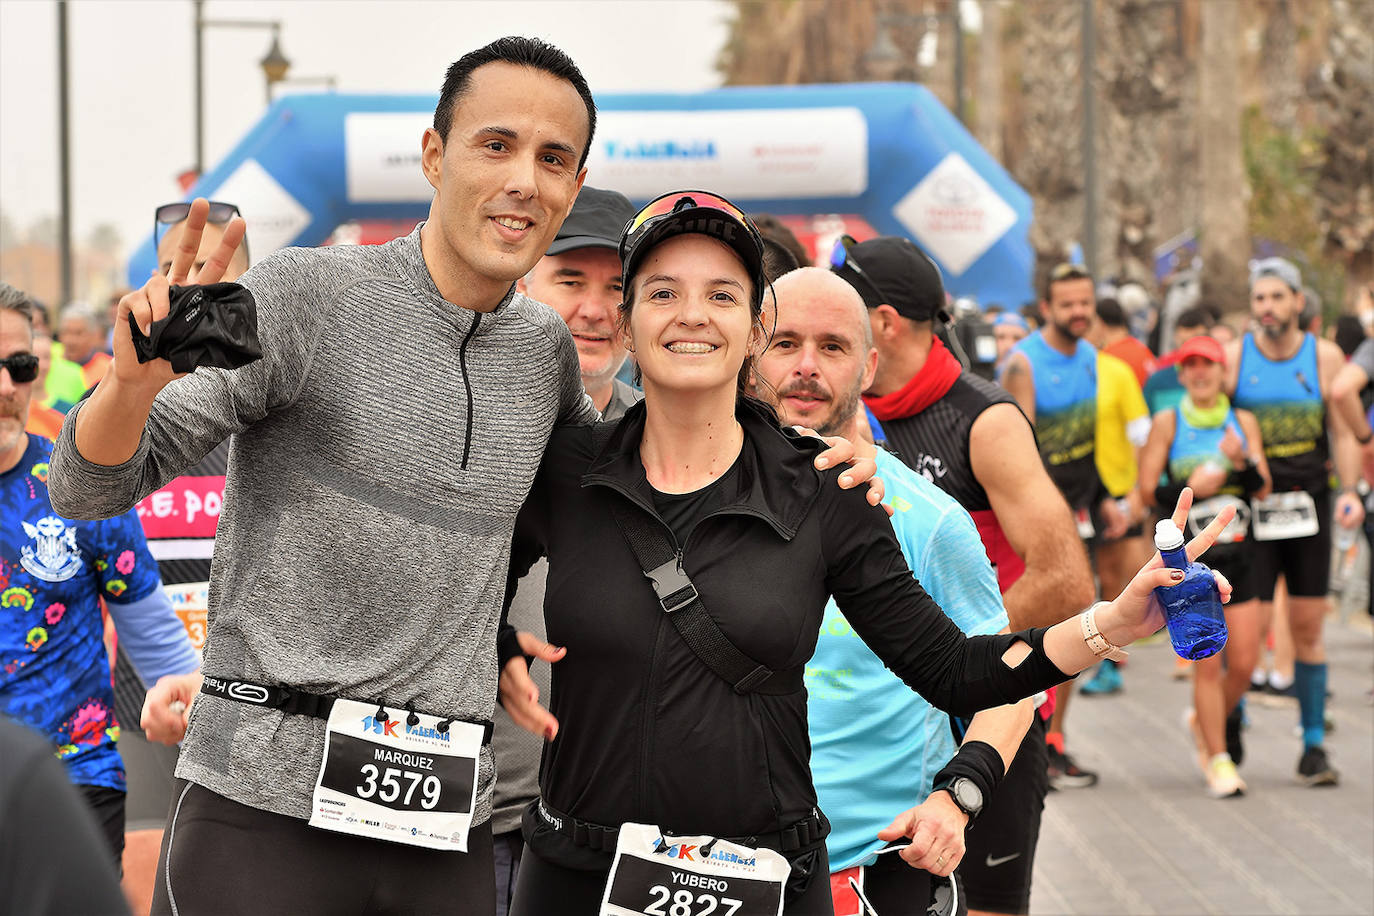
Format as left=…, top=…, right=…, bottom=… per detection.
left=757, top=268, right=1032, bottom=914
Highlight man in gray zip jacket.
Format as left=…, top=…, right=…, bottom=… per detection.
left=48, top=37, right=600, bottom=914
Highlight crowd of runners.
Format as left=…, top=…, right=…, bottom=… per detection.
left=1, top=34, right=1369, bottom=916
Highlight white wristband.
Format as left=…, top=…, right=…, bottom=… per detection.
left=1080, top=601, right=1129, bottom=662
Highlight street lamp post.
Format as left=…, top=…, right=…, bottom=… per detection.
left=868, top=7, right=967, bottom=122
left=192, top=0, right=290, bottom=176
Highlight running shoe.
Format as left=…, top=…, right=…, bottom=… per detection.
left=1259, top=680, right=1298, bottom=707
left=1079, top=659, right=1123, bottom=696
left=1047, top=747, right=1099, bottom=789
left=1296, top=746, right=1340, bottom=787
left=1225, top=705, right=1245, bottom=767
left=1206, top=754, right=1246, bottom=798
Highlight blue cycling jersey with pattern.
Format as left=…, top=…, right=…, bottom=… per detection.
left=1, top=435, right=161, bottom=789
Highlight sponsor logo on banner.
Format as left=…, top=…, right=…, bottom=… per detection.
left=342, top=109, right=869, bottom=204
left=345, top=113, right=432, bottom=203
left=136, top=476, right=226, bottom=539
left=587, top=109, right=867, bottom=200
left=893, top=152, right=1017, bottom=275
left=165, top=582, right=210, bottom=651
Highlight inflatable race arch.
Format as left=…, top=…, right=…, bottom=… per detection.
left=129, top=83, right=1034, bottom=306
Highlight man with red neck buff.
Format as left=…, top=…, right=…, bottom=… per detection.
left=830, top=236, right=1093, bottom=916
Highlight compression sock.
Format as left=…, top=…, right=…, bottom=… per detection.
left=1045, top=730, right=1065, bottom=754
left=1294, top=661, right=1327, bottom=749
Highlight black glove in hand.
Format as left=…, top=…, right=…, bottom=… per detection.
left=127, top=282, right=262, bottom=373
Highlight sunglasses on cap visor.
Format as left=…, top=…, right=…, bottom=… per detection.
left=154, top=200, right=249, bottom=266
left=828, top=235, right=888, bottom=307
left=624, top=191, right=754, bottom=238
left=0, top=354, right=39, bottom=384
left=1049, top=262, right=1092, bottom=283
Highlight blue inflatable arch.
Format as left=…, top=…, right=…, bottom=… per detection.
left=130, top=83, right=1034, bottom=306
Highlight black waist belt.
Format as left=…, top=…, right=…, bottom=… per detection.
left=533, top=797, right=825, bottom=855
left=199, top=675, right=494, bottom=743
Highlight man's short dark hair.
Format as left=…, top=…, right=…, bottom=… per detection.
left=750, top=214, right=809, bottom=269
left=1096, top=297, right=1128, bottom=329
left=434, top=37, right=597, bottom=169
left=760, top=237, right=799, bottom=283
left=1175, top=306, right=1214, bottom=330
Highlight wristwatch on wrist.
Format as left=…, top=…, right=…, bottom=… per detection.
left=934, top=776, right=984, bottom=821
left=1080, top=601, right=1129, bottom=662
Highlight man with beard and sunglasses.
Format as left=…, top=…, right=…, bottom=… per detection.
left=1224, top=257, right=1365, bottom=787
left=757, top=267, right=1034, bottom=916
left=829, top=238, right=1091, bottom=916
left=0, top=282, right=199, bottom=872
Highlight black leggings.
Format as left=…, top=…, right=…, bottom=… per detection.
left=151, top=780, right=494, bottom=916
left=510, top=843, right=834, bottom=915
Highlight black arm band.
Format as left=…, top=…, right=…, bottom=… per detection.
left=497, top=626, right=530, bottom=673
left=931, top=739, right=1006, bottom=816
left=1238, top=463, right=1265, bottom=496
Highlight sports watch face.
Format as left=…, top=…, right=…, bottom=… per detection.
left=951, top=777, right=983, bottom=815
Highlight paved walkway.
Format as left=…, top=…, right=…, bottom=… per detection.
left=1030, top=612, right=1374, bottom=916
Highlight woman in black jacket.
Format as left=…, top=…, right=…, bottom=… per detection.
left=501, top=191, right=1234, bottom=915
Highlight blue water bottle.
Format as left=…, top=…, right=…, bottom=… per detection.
left=1153, top=520, right=1228, bottom=660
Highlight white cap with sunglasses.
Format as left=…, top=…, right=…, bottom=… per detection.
left=155, top=200, right=250, bottom=269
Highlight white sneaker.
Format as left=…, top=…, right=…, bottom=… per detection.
left=1206, top=753, right=1246, bottom=798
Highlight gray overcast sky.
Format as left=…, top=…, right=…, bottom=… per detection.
left=0, top=0, right=730, bottom=262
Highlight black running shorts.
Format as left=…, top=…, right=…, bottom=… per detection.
left=1201, top=541, right=1258, bottom=606
left=1250, top=490, right=1331, bottom=600
left=151, top=780, right=494, bottom=916
left=959, top=716, right=1048, bottom=914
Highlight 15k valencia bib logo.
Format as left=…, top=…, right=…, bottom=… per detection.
left=21, top=517, right=83, bottom=583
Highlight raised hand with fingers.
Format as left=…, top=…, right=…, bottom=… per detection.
left=112, top=198, right=247, bottom=398
left=1094, top=488, right=1235, bottom=648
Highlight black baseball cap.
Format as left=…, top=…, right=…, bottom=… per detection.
left=833, top=236, right=946, bottom=322
left=619, top=190, right=766, bottom=308
left=546, top=186, right=636, bottom=256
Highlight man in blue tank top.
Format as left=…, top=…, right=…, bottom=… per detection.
left=1226, top=257, right=1366, bottom=786
left=1002, top=263, right=1129, bottom=791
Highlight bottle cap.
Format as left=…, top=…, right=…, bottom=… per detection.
left=1154, top=519, right=1185, bottom=551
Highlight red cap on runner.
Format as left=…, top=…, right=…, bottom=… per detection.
left=1162, top=334, right=1226, bottom=367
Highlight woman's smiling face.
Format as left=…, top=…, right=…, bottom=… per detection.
left=622, top=233, right=758, bottom=397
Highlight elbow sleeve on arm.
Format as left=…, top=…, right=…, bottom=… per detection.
left=108, top=586, right=200, bottom=684
left=940, top=627, right=1075, bottom=717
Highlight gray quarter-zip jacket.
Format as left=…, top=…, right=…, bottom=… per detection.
left=48, top=225, right=598, bottom=823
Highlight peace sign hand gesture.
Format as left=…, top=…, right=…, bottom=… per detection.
left=111, top=198, right=247, bottom=397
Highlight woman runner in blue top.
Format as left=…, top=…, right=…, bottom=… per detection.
left=500, top=191, right=1237, bottom=915
left=1140, top=335, right=1270, bottom=798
